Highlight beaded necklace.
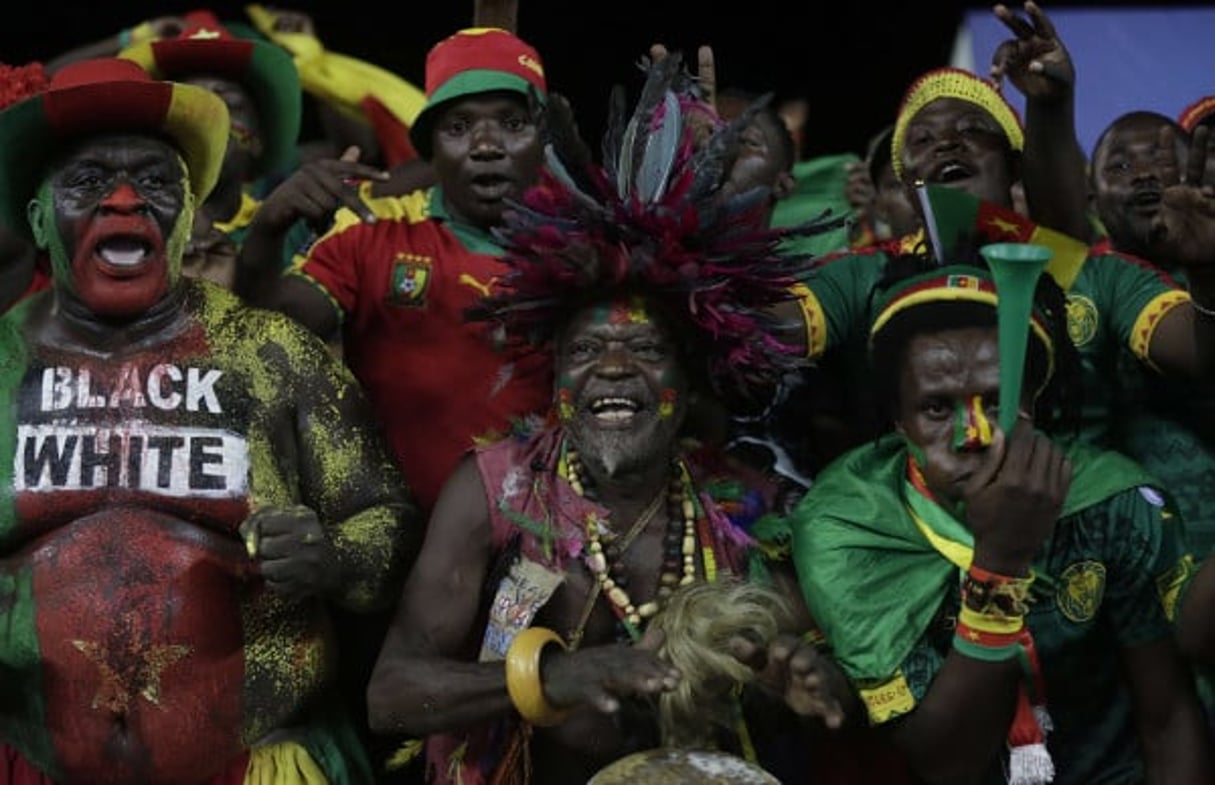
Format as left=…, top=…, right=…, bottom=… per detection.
left=563, top=447, right=700, bottom=641
left=561, top=442, right=759, bottom=764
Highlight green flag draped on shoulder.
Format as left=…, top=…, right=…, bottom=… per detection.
left=784, top=433, right=1160, bottom=685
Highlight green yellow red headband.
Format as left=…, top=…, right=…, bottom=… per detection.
left=1179, top=95, right=1215, bottom=132
left=891, top=67, right=1024, bottom=181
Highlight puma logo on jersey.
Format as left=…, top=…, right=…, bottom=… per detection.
left=458, top=273, right=499, bottom=298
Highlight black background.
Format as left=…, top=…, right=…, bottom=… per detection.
left=3, top=1, right=1209, bottom=160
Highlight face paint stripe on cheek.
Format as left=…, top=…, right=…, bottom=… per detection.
left=952, top=395, right=993, bottom=451
left=556, top=374, right=574, bottom=421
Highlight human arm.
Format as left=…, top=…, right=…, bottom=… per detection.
left=989, top=1, right=1092, bottom=243
left=1142, top=125, right=1215, bottom=380
left=1178, top=556, right=1215, bottom=665
left=1124, top=639, right=1215, bottom=784
left=367, top=456, right=680, bottom=737
left=235, top=145, right=387, bottom=303
left=241, top=325, right=422, bottom=610
left=770, top=249, right=888, bottom=359
left=473, top=0, right=519, bottom=32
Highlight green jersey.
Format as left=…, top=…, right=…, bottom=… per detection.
left=797, top=242, right=1188, bottom=446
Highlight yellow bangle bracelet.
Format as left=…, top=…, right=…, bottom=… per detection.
left=958, top=605, right=1025, bottom=635
left=505, top=627, right=571, bottom=727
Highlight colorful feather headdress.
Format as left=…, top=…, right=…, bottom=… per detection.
left=473, top=52, right=841, bottom=399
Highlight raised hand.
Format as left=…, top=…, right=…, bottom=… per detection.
left=254, top=145, right=389, bottom=234
left=239, top=504, right=341, bottom=600
left=964, top=418, right=1072, bottom=576
left=1152, top=125, right=1215, bottom=271
left=989, top=1, right=1075, bottom=100
left=844, top=160, right=877, bottom=215
left=729, top=633, right=851, bottom=728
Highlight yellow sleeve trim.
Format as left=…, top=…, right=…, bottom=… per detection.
left=1130, top=289, right=1191, bottom=364
left=858, top=670, right=917, bottom=724
left=245, top=740, right=327, bottom=784
left=285, top=268, right=346, bottom=327
left=789, top=282, right=827, bottom=359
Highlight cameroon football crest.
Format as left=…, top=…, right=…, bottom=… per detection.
left=1065, top=294, right=1098, bottom=347
left=1057, top=560, right=1106, bottom=623
left=389, top=254, right=432, bottom=307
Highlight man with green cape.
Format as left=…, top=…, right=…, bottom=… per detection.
left=783, top=252, right=1213, bottom=784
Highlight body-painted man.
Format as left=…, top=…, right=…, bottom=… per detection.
left=366, top=55, right=856, bottom=785
left=0, top=58, right=421, bottom=784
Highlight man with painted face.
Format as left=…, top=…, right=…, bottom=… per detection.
left=0, top=58, right=421, bottom=783
left=365, top=55, right=856, bottom=785
left=784, top=254, right=1214, bottom=784
left=240, top=26, right=552, bottom=519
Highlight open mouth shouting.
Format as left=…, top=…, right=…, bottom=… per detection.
left=95, top=235, right=154, bottom=277
left=928, top=158, right=975, bottom=185
left=70, top=216, right=170, bottom=317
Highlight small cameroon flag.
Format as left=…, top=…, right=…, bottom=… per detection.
left=915, top=183, right=1089, bottom=292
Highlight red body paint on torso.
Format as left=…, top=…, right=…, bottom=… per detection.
left=0, top=285, right=338, bottom=781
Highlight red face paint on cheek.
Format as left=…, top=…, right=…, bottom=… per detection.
left=951, top=395, right=993, bottom=451
left=658, top=388, right=677, bottom=418
left=557, top=377, right=575, bottom=421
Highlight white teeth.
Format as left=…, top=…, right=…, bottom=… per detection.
left=594, top=409, right=635, bottom=422
left=99, top=246, right=146, bottom=268
left=589, top=397, right=640, bottom=414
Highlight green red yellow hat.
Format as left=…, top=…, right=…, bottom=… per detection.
left=409, top=27, right=546, bottom=160
left=119, top=9, right=301, bottom=176
left=1179, top=95, right=1215, bottom=132
left=869, top=265, right=1054, bottom=383
left=890, top=67, right=1024, bottom=181
left=0, top=57, right=229, bottom=241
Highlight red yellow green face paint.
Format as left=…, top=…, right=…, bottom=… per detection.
left=599, top=295, right=651, bottom=326
left=658, top=388, right=677, bottom=418
left=952, top=394, right=993, bottom=451
left=557, top=375, right=575, bottom=421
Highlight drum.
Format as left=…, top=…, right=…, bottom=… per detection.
left=588, top=748, right=782, bottom=784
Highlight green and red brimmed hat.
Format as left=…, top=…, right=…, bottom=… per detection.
left=891, top=67, right=1024, bottom=181
left=119, top=9, right=301, bottom=176
left=0, top=57, right=229, bottom=241
left=409, top=27, right=546, bottom=160
left=869, top=265, right=1056, bottom=388
left=1179, top=95, right=1215, bottom=132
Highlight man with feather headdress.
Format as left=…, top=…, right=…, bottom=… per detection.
left=365, top=51, right=858, bottom=785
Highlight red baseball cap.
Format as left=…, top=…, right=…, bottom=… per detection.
left=409, top=27, right=546, bottom=159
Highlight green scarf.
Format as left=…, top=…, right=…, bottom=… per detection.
left=787, top=433, right=1160, bottom=683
